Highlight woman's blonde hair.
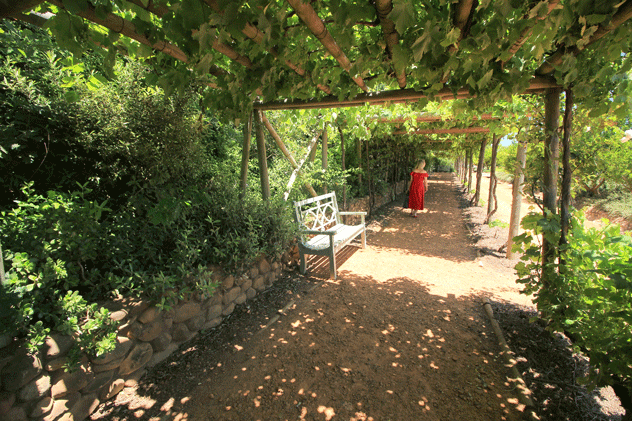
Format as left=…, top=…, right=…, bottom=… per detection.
left=415, top=159, right=426, bottom=170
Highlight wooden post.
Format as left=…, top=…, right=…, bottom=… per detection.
left=542, top=88, right=561, bottom=274
left=254, top=110, right=270, bottom=201
left=0, top=241, right=5, bottom=286
left=474, top=137, right=487, bottom=206
left=339, top=125, right=347, bottom=209
left=239, top=112, right=253, bottom=199
left=322, top=124, right=328, bottom=193
left=506, top=142, right=527, bottom=259
left=467, top=148, right=474, bottom=192
left=486, top=134, right=500, bottom=222
left=357, top=138, right=363, bottom=190
left=560, top=89, right=573, bottom=247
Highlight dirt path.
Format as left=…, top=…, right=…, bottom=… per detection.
left=93, top=172, right=623, bottom=421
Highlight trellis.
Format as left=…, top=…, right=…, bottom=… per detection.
left=2, top=0, right=630, bottom=329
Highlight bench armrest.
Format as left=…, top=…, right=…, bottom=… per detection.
left=299, top=229, right=338, bottom=236
left=338, top=211, right=367, bottom=216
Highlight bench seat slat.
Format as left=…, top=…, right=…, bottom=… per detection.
left=302, top=224, right=364, bottom=251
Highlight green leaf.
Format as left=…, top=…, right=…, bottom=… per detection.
left=389, top=0, right=416, bottom=35
left=477, top=69, right=493, bottom=89
left=62, top=0, right=88, bottom=14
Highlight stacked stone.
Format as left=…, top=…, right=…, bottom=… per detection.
left=0, top=256, right=287, bottom=421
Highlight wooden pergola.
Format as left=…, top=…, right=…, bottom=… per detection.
left=2, top=0, right=631, bottom=269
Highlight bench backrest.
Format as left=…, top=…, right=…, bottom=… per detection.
left=293, top=192, right=341, bottom=234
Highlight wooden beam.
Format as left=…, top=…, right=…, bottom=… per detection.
left=375, top=113, right=500, bottom=124
left=254, top=76, right=559, bottom=110
left=375, top=0, right=406, bottom=88
left=537, top=0, right=632, bottom=74
left=448, top=0, right=476, bottom=53
left=501, top=0, right=560, bottom=67
left=392, top=127, right=490, bottom=135
left=126, top=0, right=252, bottom=68
left=286, top=0, right=369, bottom=92
left=50, top=0, right=189, bottom=63
left=203, top=0, right=331, bottom=94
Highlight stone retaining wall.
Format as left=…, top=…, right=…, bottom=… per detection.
left=0, top=253, right=292, bottom=421
left=0, top=184, right=404, bottom=421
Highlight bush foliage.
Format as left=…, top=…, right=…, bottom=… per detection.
left=0, top=21, right=296, bottom=358
left=513, top=211, right=632, bottom=395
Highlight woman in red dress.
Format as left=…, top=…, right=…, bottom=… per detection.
left=407, top=160, right=429, bottom=218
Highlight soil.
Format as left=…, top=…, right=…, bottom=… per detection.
left=92, top=172, right=625, bottom=421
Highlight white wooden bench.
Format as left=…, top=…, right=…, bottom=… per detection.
left=293, top=192, right=366, bottom=279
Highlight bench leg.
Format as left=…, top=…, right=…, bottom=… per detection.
left=329, top=249, right=337, bottom=280
left=300, top=252, right=306, bottom=275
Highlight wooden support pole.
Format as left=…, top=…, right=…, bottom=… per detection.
left=239, top=112, right=253, bottom=199
left=322, top=124, right=328, bottom=193
left=357, top=138, right=363, bottom=191
left=254, top=110, right=270, bottom=201
left=339, top=125, right=347, bottom=209
left=560, top=89, right=573, bottom=247
left=0, top=240, right=5, bottom=286
left=474, top=137, right=487, bottom=206
left=506, top=142, right=527, bottom=259
left=486, top=134, right=500, bottom=223
left=467, top=148, right=474, bottom=191
left=542, top=88, right=561, bottom=274
left=260, top=112, right=318, bottom=197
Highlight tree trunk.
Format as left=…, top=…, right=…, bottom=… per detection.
left=506, top=142, right=527, bottom=259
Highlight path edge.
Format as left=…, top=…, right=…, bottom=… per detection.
left=482, top=297, right=540, bottom=421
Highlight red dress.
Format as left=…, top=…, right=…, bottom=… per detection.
left=409, top=171, right=428, bottom=210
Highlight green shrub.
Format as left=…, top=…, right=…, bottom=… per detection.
left=0, top=183, right=118, bottom=358
left=513, top=210, right=632, bottom=396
